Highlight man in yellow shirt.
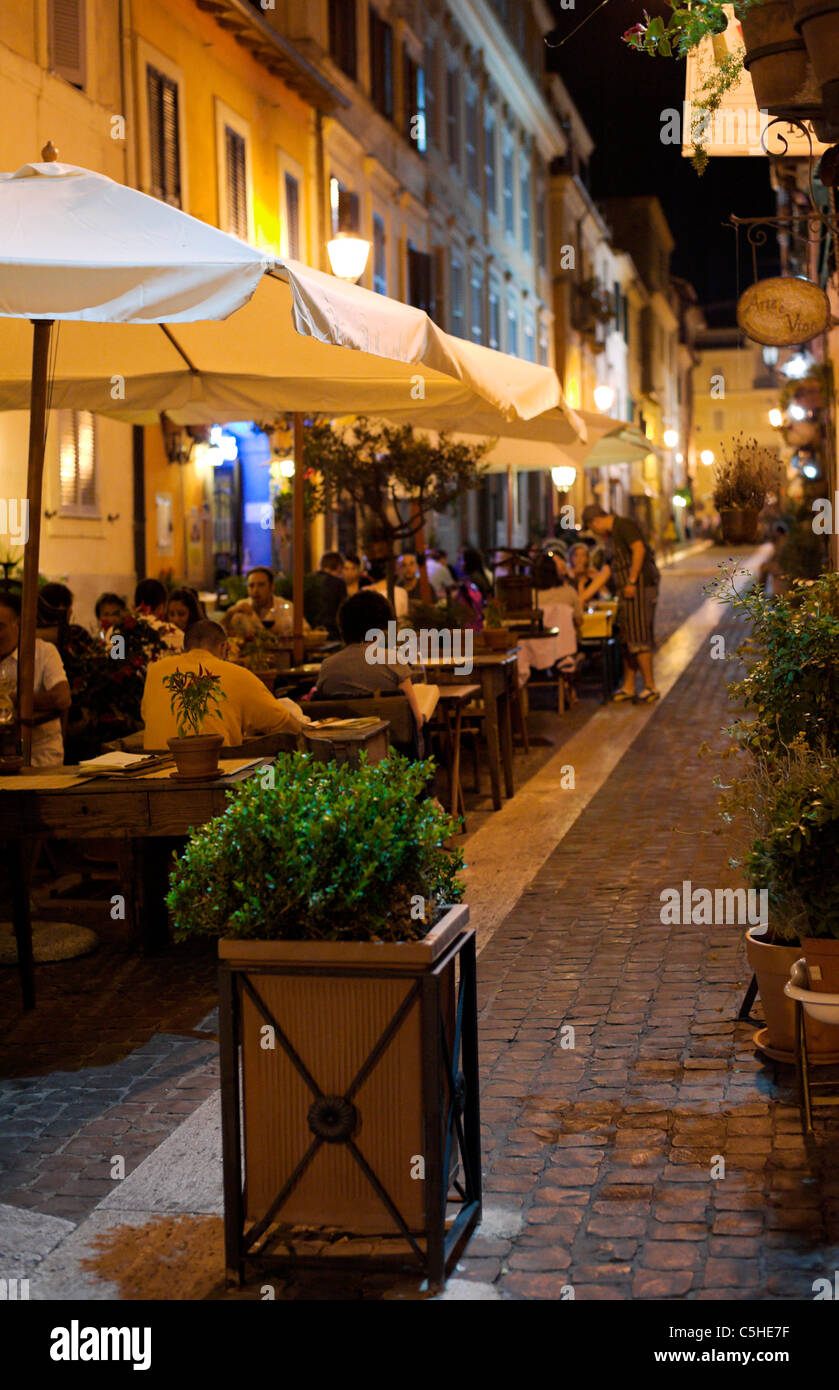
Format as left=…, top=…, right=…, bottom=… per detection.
left=142, top=619, right=307, bottom=748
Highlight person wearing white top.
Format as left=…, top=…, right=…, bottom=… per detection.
left=0, top=593, right=70, bottom=765
left=370, top=578, right=409, bottom=617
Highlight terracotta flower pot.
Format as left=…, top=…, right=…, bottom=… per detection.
left=745, top=927, right=839, bottom=1061
left=738, top=0, right=820, bottom=117
left=793, top=0, right=839, bottom=127
left=801, top=937, right=839, bottom=992
left=167, top=733, right=224, bottom=779
left=720, top=507, right=761, bottom=544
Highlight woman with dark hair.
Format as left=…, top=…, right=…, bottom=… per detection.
left=34, top=582, right=98, bottom=760
left=457, top=545, right=493, bottom=599
left=533, top=553, right=583, bottom=630
left=166, top=586, right=204, bottom=632
left=314, top=589, right=425, bottom=734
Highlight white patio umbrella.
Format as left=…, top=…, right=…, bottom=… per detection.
left=0, top=157, right=565, bottom=760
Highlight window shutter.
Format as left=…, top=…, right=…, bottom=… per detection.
left=284, top=172, right=300, bottom=260
left=49, top=0, right=86, bottom=88
left=147, top=67, right=182, bottom=208
left=225, top=127, right=249, bottom=240
left=58, top=411, right=97, bottom=515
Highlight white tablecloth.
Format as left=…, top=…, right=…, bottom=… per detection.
left=517, top=605, right=578, bottom=686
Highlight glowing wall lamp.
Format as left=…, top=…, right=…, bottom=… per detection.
left=326, top=233, right=371, bottom=283
left=700, top=449, right=715, bottom=466
left=663, top=428, right=679, bottom=449
left=593, top=384, right=615, bottom=412
left=768, top=408, right=784, bottom=428
left=551, top=465, right=577, bottom=491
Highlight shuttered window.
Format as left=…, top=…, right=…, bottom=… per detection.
left=58, top=411, right=98, bottom=517
left=147, top=66, right=182, bottom=208
left=329, top=0, right=357, bottom=79
left=225, top=127, right=249, bottom=240
left=284, top=172, right=301, bottom=260
left=49, top=0, right=86, bottom=89
left=372, top=214, right=387, bottom=295
left=446, top=66, right=460, bottom=168
left=369, top=6, right=394, bottom=121
left=407, top=245, right=432, bottom=317
left=424, top=39, right=436, bottom=150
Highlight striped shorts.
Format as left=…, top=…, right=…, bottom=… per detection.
left=618, top=582, right=657, bottom=654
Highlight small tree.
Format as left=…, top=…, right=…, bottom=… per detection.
left=303, top=417, right=493, bottom=600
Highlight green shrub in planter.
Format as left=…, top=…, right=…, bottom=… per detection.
left=168, top=750, right=464, bottom=944
left=712, top=566, right=839, bottom=757
left=721, top=740, right=839, bottom=943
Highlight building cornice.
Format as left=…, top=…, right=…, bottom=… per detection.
left=192, top=0, right=348, bottom=111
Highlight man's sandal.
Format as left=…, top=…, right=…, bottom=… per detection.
left=636, top=688, right=660, bottom=703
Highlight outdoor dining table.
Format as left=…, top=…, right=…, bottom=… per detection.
left=580, top=608, right=620, bottom=702
left=429, top=683, right=480, bottom=823
left=0, top=759, right=271, bottom=1010
left=413, top=649, right=519, bottom=811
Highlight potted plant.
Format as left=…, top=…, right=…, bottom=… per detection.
left=710, top=566, right=839, bottom=1057
left=712, top=433, right=782, bottom=543
left=623, top=1, right=818, bottom=172
left=162, top=664, right=226, bottom=779
left=719, top=741, right=839, bottom=1057
left=477, top=598, right=511, bottom=651
left=167, top=751, right=481, bottom=1288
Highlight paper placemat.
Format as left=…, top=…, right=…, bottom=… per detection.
left=139, top=758, right=266, bottom=781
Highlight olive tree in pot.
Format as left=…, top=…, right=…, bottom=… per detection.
left=162, top=664, right=226, bottom=779
left=168, top=750, right=481, bottom=1288
left=712, top=433, right=782, bottom=544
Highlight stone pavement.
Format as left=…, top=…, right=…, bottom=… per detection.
left=458, top=599, right=839, bottom=1300
left=6, top=543, right=830, bottom=1300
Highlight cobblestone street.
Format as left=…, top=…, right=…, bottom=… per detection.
left=3, top=547, right=836, bottom=1303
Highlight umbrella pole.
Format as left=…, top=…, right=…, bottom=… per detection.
left=18, top=319, right=54, bottom=766
left=292, top=412, right=304, bottom=666
left=506, top=464, right=514, bottom=550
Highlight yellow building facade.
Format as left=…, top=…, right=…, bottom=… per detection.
left=692, top=336, right=782, bottom=517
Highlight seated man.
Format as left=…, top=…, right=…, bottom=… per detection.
left=225, top=566, right=303, bottom=639
left=141, top=619, right=308, bottom=748
left=0, top=591, right=71, bottom=766
left=314, top=590, right=425, bottom=754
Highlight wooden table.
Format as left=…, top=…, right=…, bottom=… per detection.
left=415, top=650, right=518, bottom=810
left=1, top=761, right=270, bottom=1010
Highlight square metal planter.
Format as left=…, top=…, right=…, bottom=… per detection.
left=218, top=905, right=481, bottom=1290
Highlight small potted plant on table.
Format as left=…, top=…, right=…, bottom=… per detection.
left=163, top=664, right=226, bottom=779
left=712, top=433, right=781, bottom=544
left=168, top=750, right=481, bottom=1289
left=477, top=598, right=511, bottom=651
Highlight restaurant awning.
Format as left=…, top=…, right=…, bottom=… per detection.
left=0, top=158, right=568, bottom=760
left=388, top=411, right=653, bottom=473
left=0, top=163, right=562, bottom=426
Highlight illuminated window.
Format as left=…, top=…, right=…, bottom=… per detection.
left=503, top=131, right=515, bottom=237
left=451, top=258, right=465, bottom=337
left=520, top=156, right=532, bottom=256
left=446, top=65, right=460, bottom=168
left=489, top=282, right=501, bottom=350
left=485, top=108, right=497, bottom=215
left=470, top=263, right=484, bottom=343
left=57, top=411, right=98, bottom=517
left=373, top=213, right=387, bottom=295
left=465, top=85, right=479, bottom=193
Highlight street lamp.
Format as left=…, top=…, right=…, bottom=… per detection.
left=768, top=408, right=784, bottom=428
left=663, top=428, right=679, bottom=449
left=593, top=384, right=615, bottom=412
left=327, top=233, right=372, bottom=283
left=551, top=465, right=577, bottom=491
left=700, top=449, right=715, bottom=466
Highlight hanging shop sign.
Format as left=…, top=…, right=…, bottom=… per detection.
left=737, top=276, right=832, bottom=347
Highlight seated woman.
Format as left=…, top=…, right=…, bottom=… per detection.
left=313, top=589, right=425, bottom=756
left=166, top=586, right=204, bottom=633
left=569, top=541, right=611, bottom=607
left=534, top=553, right=583, bottom=631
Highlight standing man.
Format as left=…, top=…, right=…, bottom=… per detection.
left=0, top=591, right=70, bottom=765
left=581, top=505, right=660, bottom=704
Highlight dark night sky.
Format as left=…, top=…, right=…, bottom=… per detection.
left=546, top=0, right=780, bottom=313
